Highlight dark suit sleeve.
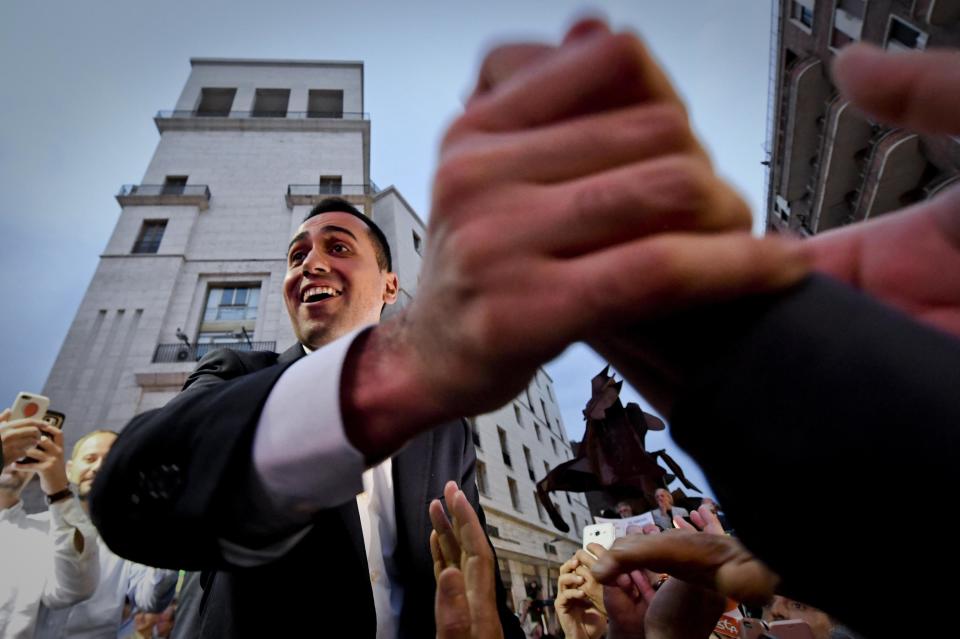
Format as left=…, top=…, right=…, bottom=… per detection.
left=89, top=348, right=302, bottom=570
left=666, top=275, right=960, bottom=638
left=457, top=420, right=525, bottom=639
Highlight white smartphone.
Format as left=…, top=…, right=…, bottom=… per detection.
left=10, top=392, right=49, bottom=421
left=582, top=523, right=616, bottom=555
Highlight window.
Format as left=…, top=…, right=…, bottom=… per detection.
left=541, top=399, right=549, bottom=425
left=523, top=446, right=534, bottom=482
left=508, top=477, right=521, bottom=511
left=498, top=427, right=511, bottom=467
left=514, top=404, right=523, bottom=427
left=543, top=542, right=557, bottom=555
left=162, top=175, right=188, bottom=195
left=412, top=230, right=422, bottom=256
left=203, top=286, right=260, bottom=321
left=790, top=0, right=815, bottom=28
left=831, top=28, right=854, bottom=49
left=196, top=88, right=236, bottom=116
left=252, top=89, right=290, bottom=117
left=886, top=16, right=927, bottom=51
left=534, top=422, right=542, bottom=442
left=565, top=493, right=572, bottom=505
left=837, top=0, right=864, bottom=17
left=319, top=175, right=342, bottom=194
left=525, top=388, right=533, bottom=408
left=547, top=385, right=554, bottom=401
left=197, top=285, right=261, bottom=343
left=534, top=492, right=547, bottom=522
left=486, top=524, right=500, bottom=538
left=307, top=89, right=344, bottom=118
left=132, top=220, right=167, bottom=254
left=831, top=0, right=864, bottom=49
left=551, top=438, right=558, bottom=456
left=477, top=460, right=489, bottom=496
left=543, top=461, right=550, bottom=478
left=572, top=513, right=579, bottom=537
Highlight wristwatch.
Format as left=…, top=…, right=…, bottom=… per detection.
left=45, top=487, right=73, bottom=505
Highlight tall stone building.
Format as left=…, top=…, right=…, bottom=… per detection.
left=765, top=0, right=960, bottom=235
left=40, top=57, right=588, bottom=612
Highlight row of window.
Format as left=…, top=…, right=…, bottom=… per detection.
left=195, top=87, right=345, bottom=118
left=473, top=419, right=569, bottom=472
left=788, top=0, right=928, bottom=51
left=476, top=460, right=584, bottom=537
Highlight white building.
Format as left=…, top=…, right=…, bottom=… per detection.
left=41, top=57, right=589, bottom=612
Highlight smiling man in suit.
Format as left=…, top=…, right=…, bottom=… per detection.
left=90, top=198, right=523, bottom=638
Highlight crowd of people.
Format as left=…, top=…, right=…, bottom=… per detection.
left=2, top=13, right=958, bottom=639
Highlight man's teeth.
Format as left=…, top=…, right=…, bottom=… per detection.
left=302, top=286, right=341, bottom=302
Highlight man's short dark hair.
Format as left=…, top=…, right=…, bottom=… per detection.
left=303, top=198, right=392, bottom=272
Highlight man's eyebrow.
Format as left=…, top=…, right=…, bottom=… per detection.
left=287, top=225, right=360, bottom=255
left=287, top=231, right=309, bottom=254
left=317, top=224, right=359, bottom=241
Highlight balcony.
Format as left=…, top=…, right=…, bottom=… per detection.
left=154, top=110, right=370, bottom=134
left=117, top=184, right=211, bottom=210
left=152, top=340, right=276, bottom=363
left=285, top=183, right=378, bottom=208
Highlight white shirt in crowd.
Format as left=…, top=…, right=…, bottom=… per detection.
left=34, top=536, right=178, bottom=639
left=0, top=496, right=99, bottom=639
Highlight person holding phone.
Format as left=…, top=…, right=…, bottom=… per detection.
left=0, top=408, right=99, bottom=638
left=35, top=430, right=178, bottom=639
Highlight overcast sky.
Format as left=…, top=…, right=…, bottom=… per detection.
left=0, top=0, right=775, bottom=499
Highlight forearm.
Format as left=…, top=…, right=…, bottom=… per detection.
left=43, top=497, right=99, bottom=607
left=340, top=316, right=456, bottom=462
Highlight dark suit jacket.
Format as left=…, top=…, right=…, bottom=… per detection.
left=91, top=343, right=523, bottom=638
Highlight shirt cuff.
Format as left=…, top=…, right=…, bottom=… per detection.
left=252, top=326, right=371, bottom=513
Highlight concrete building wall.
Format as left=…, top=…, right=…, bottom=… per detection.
left=766, top=0, right=960, bottom=234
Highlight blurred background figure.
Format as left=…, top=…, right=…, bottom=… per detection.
left=650, top=488, right=689, bottom=531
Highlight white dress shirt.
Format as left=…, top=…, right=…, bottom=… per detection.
left=241, top=327, right=401, bottom=639
left=0, top=497, right=99, bottom=639
left=34, top=536, right=178, bottom=639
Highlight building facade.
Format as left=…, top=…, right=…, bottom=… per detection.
left=765, top=0, right=960, bottom=235
left=41, top=57, right=588, bottom=612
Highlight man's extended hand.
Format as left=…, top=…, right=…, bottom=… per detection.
left=342, top=18, right=809, bottom=460
left=429, top=481, right=503, bottom=639
left=595, top=44, right=960, bottom=413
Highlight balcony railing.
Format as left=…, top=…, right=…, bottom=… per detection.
left=152, top=340, right=276, bottom=363
left=156, top=110, right=368, bottom=120
left=286, top=184, right=378, bottom=207
left=117, top=184, right=211, bottom=210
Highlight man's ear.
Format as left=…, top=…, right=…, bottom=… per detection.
left=382, top=272, right=399, bottom=305
left=66, top=459, right=75, bottom=483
